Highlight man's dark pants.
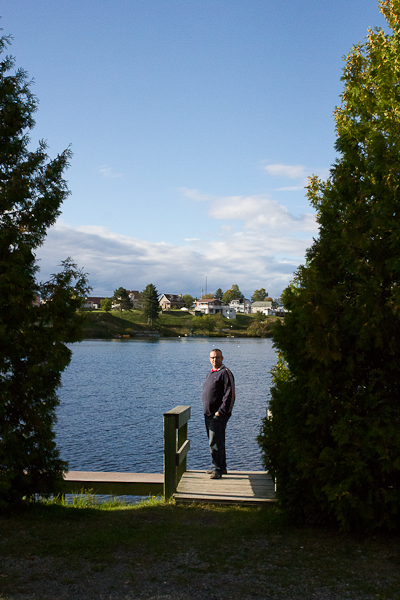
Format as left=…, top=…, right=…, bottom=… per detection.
left=205, top=414, right=230, bottom=474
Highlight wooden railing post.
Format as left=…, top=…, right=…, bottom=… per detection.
left=177, top=419, right=188, bottom=484
left=164, top=411, right=178, bottom=499
left=163, top=405, right=191, bottom=499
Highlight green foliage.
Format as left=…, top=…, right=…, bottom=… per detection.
left=141, top=283, right=161, bottom=326
left=190, top=314, right=215, bottom=335
left=223, top=284, right=242, bottom=304
left=0, top=35, right=91, bottom=508
left=100, top=298, right=112, bottom=312
left=190, top=315, right=202, bottom=333
left=201, top=314, right=215, bottom=335
left=259, top=1, right=400, bottom=531
left=182, top=294, right=195, bottom=308
left=215, top=288, right=224, bottom=300
left=254, top=311, right=266, bottom=322
left=112, top=287, right=132, bottom=318
left=279, top=281, right=298, bottom=309
left=251, top=288, right=268, bottom=302
left=246, top=318, right=273, bottom=338
left=213, top=312, right=226, bottom=333
left=185, top=318, right=195, bottom=334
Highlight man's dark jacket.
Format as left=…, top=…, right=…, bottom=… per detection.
left=202, top=365, right=235, bottom=416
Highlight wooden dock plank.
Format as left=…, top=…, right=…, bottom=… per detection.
left=61, top=471, right=164, bottom=496
left=174, top=470, right=277, bottom=506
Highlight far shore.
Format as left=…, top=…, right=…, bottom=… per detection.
left=81, top=309, right=281, bottom=340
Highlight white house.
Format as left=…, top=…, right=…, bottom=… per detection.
left=229, top=297, right=252, bottom=314
left=251, top=300, right=273, bottom=315
left=194, top=298, right=236, bottom=319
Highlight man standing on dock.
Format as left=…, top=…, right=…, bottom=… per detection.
left=202, top=348, right=235, bottom=479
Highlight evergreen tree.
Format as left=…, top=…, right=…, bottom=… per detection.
left=215, top=288, right=224, bottom=300
left=141, top=283, right=160, bottom=325
left=0, top=35, right=90, bottom=507
left=100, top=298, right=112, bottom=312
left=112, top=287, right=132, bottom=318
left=259, top=0, right=400, bottom=530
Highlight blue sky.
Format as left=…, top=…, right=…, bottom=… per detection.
left=3, top=0, right=388, bottom=298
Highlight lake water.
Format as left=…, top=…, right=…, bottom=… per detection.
left=55, top=337, right=276, bottom=476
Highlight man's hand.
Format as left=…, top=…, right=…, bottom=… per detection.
left=215, top=411, right=220, bottom=417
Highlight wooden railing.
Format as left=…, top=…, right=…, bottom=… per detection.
left=61, top=471, right=164, bottom=497
left=163, top=405, right=191, bottom=499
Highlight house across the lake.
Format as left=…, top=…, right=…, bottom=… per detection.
left=84, top=296, right=106, bottom=309
left=251, top=300, right=273, bottom=315
left=159, top=293, right=185, bottom=311
left=229, top=297, right=252, bottom=314
left=193, top=298, right=236, bottom=319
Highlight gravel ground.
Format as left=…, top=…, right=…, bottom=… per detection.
left=1, top=546, right=397, bottom=600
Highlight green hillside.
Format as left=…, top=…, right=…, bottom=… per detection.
left=80, top=310, right=281, bottom=339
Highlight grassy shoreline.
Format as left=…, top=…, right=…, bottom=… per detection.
left=80, top=309, right=280, bottom=339
left=1, top=498, right=399, bottom=600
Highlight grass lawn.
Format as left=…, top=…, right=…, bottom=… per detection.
left=1, top=499, right=399, bottom=599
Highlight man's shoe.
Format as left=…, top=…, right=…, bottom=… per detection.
left=207, top=469, right=227, bottom=474
left=210, top=471, right=222, bottom=479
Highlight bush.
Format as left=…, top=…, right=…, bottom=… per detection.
left=258, top=1, right=400, bottom=531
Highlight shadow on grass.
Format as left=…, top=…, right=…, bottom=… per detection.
left=1, top=499, right=400, bottom=597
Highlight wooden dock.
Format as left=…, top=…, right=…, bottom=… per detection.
left=174, top=470, right=277, bottom=506
left=62, top=471, right=164, bottom=497
left=52, top=408, right=276, bottom=506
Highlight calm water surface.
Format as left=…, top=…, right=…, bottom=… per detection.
left=56, top=338, right=276, bottom=474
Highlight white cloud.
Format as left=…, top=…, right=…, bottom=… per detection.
left=99, top=165, right=123, bottom=179
left=262, top=163, right=329, bottom=190
left=36, top=203, right=316, bottom=299
left=178, top=187, right=212, bottom=202
left=276, top=185, right=306, bottom=192
left=263, top=164, right=308, bottom=179
left=35, top=181, right=320, bottom=299
left=180, top=189, right=317, bottom=232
